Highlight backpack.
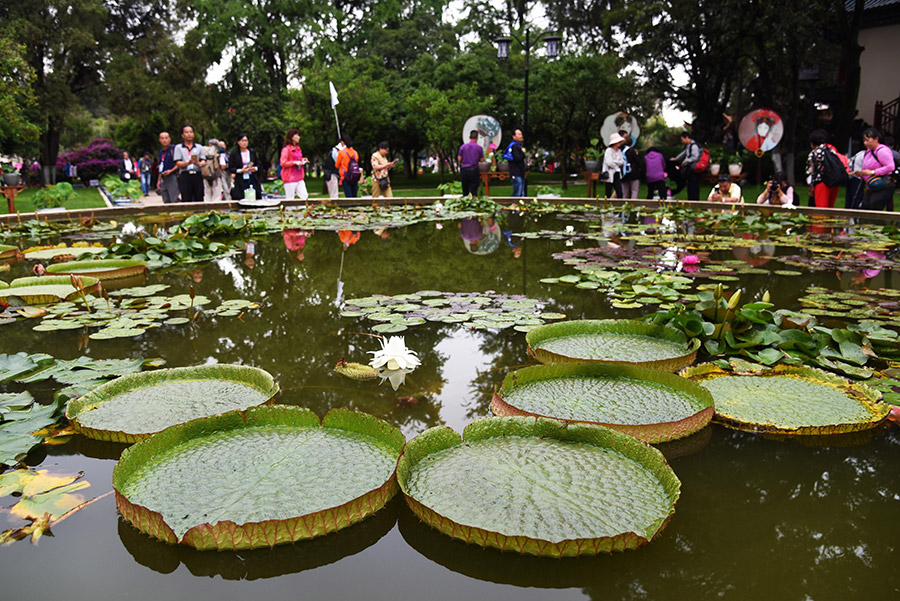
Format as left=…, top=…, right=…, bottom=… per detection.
left=821, top=145, right=849, bottom=187
left=502, top=142, right=517, bottom=161
left=341, top=149, right=361, bottom=183
left=693, top=143, right=710, bottom=173
left=201, top=145, right=219, bottom=181
left=622, top=146, right=643, bottom=180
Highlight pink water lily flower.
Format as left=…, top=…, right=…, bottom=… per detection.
left=682, top=255, right=700, bottom=265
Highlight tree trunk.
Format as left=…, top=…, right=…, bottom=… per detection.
left=40, top=118, right=60, bottom=186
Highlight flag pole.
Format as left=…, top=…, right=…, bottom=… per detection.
left=329, top=81, right=342, bottom=140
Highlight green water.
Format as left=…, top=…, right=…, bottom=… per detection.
left=1, top=214, right=898, bottom=600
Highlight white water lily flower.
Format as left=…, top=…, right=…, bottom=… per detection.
left=369, top=336, right=421, bottom=372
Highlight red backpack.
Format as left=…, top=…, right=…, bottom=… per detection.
left=693, top=146, right=710, bottom=173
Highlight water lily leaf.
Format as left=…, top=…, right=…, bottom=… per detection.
left=527, top=320, right=700, bottom=372
left=45, top=259, right=147, bottom=281
left=0, top=469, right=90, bottom=520
left=493, top=363, right=714, bottom=443
left=372, top=322, right=407, bottom=333
left=681, top=363, right=889, bottom=435
left=333, top=361, right=378, bottom=380
left=0, top=392, right=34, bottom=415
left=397, top=417, right=680, bottom=557
left=113, top=406, right=404, bottom=550
left=66, top=364, right=280, bottom=442
left=23, top=246, right=106, bottom=261
left=0, top=276, right=100, bottom=306
left=0, top=399, right=63, bottom=466
left=163, top=317, right=191, bottom=325
left=0, top=352, right=55, bottom=382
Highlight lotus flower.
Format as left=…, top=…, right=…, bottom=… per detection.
left=369, top=336, right=420, bottom=371
left=369, top=336, right=420, bottom=391
left=682, top=255, right=700, bottom=265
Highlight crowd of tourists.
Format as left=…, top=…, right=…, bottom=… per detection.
left=116, top=125, right=397, bottom=204
left=114, top=122, right=897, bottom=210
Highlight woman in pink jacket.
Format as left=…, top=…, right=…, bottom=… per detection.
left=280, top=128, right=309, bottom=201
left=854, top=127, right=896, bottom=211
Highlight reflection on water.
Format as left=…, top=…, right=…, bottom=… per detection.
left=1, top=214, right=899, bottom=599
left=119, top=498, right=400, bottom=580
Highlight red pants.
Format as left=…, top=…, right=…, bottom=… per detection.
left=813, top=183, right=838, bottom=208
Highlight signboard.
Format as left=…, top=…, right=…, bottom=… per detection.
left=738, top=108, right=783, bottom=155
left=462, top=115, right=502, bottom=154
left=600, top=112, right=641, bottom=146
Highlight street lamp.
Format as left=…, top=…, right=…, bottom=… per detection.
left=495, top=29, right=562, bottom=195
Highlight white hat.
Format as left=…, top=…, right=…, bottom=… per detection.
left=608, top=133, right=626, bottom=145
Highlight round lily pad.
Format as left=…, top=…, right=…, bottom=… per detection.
left=0, top=275, right=101, bottom=306
left=113, top=406, right=405, bottom=550
left=66, top=364, right=280, bottom=442
left=492, top=363, right=714, bottom=443
left=397, top=417, right=680, bottom=557
left=680, top=363, right=891, bottom=435
left=527, top=320, right=700, bottom=372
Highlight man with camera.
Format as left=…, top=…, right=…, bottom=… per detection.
left=707, top=174, right=744, bottom=202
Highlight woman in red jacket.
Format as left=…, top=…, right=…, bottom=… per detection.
left=279, top=128, right=309, bottom=201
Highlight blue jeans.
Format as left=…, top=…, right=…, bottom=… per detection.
left=343, top=180, right=358, bottom=198
left=511, top=175, right=525, bottom=197
left=140, top=173, right=151, bottom=195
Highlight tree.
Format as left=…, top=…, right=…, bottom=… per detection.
left=406, top=83, right=491, bottom=179
left=0, top=36, right=40, bottom=156
left=2, top=0, right=107, bottom=183
left=529, top=54, right=652, bottom=187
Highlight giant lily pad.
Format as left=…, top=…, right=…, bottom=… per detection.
left=66, top=364, right=279, bottom=442
left=397, top=417, right=680, bottom=557
left=45, top=259, right=147, bottom=281
left=113, top=406, right=405, bottom=550
left=0, top=275, right=100, bottom=306
left=23, top=245, right=106, bottom=261
left=527, top=320, right=700, bottom=372
left=0, top=244, right=17, bottom=259
left=680, top=363, right=890, bottom=435
left=491, top=363, right=714, bottom=443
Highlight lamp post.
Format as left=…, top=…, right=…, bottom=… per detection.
left=495, top=30, right=561, bottom=195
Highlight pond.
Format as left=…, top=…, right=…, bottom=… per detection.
left=1, top=205, right=898, bottom=600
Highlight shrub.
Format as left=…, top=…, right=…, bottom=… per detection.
left=56, top=138, right=122, bottom=182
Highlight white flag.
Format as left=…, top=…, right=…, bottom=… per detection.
left=329, top=81, right=339, bottom=109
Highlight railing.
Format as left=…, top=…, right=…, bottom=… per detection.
left=874, top=93, right=900, bottom=141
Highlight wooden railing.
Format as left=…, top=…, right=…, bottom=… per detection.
left=874, top=93, right=900, bottom=141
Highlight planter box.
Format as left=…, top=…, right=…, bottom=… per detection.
left=584, top=160, right=600, bottom=173
left=709, top=164, right=721, bottom=176
left=1, top=173, right=21, bottom=186
left=728, top=164, right=742, bottom=176
left=478, top=161, right=492, bottom=173
left=498, top=163, right=510, bottom=173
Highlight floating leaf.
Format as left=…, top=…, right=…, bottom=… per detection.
left=492, top=363, right=714, bottom=443
left=66, top=364, right=280, bottom=442
left=527, top=320, right=700, bottom=372
left=397, top=417, right=680, bottom=557
left=113, top=407, right=404, bottom=550
left=45, top=259, right=148, bottom=281
left=681, top=363, right=890, bottom=435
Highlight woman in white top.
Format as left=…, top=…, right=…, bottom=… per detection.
left=756, top=172, right=794, bottom=206
left=602, top=133, right=626, bottom=199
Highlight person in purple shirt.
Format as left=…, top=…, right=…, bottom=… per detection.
left=643, top=147, right=667, bottom=200
left=458, top=130, right=484, bottom=197
left=853, top=127, right=896, bottom=211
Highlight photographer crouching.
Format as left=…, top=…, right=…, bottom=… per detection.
left=756, top=172, right=795, bottom=206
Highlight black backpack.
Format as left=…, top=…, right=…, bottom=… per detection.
left=871, top=147, right=900, bottom=185
left=821, top=147, right=849, bottom=187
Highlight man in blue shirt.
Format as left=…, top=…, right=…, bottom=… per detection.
left=458, top=130, right=484, bottom=197
left=156, top=131, right=180, bottom=204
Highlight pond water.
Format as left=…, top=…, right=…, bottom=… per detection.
left=1, top=209, right=898, bottom=600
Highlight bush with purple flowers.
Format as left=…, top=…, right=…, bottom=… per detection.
left=56, top=138, right=122, bottom=182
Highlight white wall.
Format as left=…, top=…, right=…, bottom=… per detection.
left=857, top=23, right=900, bottom=125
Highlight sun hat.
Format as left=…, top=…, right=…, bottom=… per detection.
left=608, top=133, right=626, bottom=145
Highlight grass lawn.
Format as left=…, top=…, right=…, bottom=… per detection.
left=2, top=187, right=107, bottom=215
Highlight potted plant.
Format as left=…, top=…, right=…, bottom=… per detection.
left=478, top=147, right=493, bottom=172
left=495, top=148, right=509, bottom=172
left=584, top=138, right=602, bottom=173
left=706, top=145, right=726, bottom=176
left=100, top=175, right=143, bottom=205
left=1, top=163, right=21, bottom=186
left=727, top=150, right=744, bottom=176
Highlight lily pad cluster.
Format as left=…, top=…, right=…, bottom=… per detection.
left=17, top=285, right=259, bottom=339
left=340, top=291, right=565, bottom=333
left=799, top=285, right=900, bottom=327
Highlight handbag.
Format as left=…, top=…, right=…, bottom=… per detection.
left=377, top=177, right=390, bottom=191
left=866, top=175, right=887, bottom=191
